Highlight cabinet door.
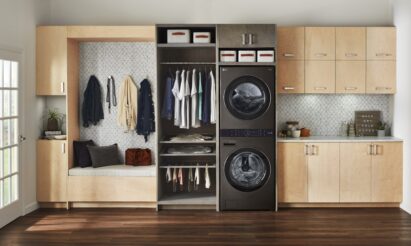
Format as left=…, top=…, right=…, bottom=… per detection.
left=37, top=140, right=68, bottom=202
left=336, top=27, right=366, bottom=60
left=372, top=142, right=403, bottom=202
left=305, top=61, right=335, bottom=93
left=277, top=60, right=305, bottom=93
left=307, top=143, right=339, bottom=202
left=336, top=61, right=366, bottom=93
left=217, top=24, right=248, bottom=48
left=367, top=27, right=396, bottom=60
left=277, top=27, right=304, bottom=60
left=36, top=26, right=67, bottom=95
left=246, top=24, right=276, bottom=47
left=278, top=143, right=308, bottom=203
left=305, top=27, right=335, bottom=60
left=366, top=61, right=396, bottom=94
left=340, top=143, right=372, bottom=202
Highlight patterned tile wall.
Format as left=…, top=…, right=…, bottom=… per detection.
left=277, top=94, right=393, bottom=136
left=79, top=42, right=157, bottom=163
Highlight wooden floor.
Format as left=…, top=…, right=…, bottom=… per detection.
left=1, top=208, right=411, bottom=245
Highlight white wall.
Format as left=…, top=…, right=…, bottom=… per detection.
left=393, top=0, right=411, bottom=214
left=0, top=0, right=50, bottom=214
left=48, top=0, right=393, bottom=26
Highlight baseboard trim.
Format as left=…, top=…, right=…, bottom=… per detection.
left=279, top=203, right=401, bottom=208
left=158, top=204, right=216, bottom=210
left=70, top=202, right=157, bottom=208
left=24, top=201, right=39, bottom=215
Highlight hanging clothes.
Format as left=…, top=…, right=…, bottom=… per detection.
left=197, top=71, right=203, bottom=122
left=209, top=71, right=216, bottom=124
left=205, top=164, right=211, bottom=189
left=117, top=75, right=138, bottom=131
left=178, top=70, right=187, bottom=128
left=191, top=69, right=201, bottom=128
left=82, top=75, right=104, bottom=127
left=178, top=167, right=184, bottom=191
left=202, top=71, right=212, bottom=124
left=188, top=168, right=194, bottom=192
left=172, top=168, right=177, bottom=192
left=172, top=70, right=181, bottom=126
left=184, top=70, right=191, bottom=129
left=106, top=76, right=117, bottom=114
left=161, top=75, right=174, bottom=120
left=136, top=79, right=155, bottom=142
left=166, top=167, right=172, bottom=183
left=194, top=164, right=200, bottom=190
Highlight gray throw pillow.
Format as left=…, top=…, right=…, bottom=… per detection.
left=88, top=144, right=121, bottom=168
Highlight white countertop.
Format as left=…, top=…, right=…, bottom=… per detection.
left=277, top=136, right=403, bottom=143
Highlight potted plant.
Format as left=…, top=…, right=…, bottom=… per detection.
left=45, top=108, right=64, bottom=131
left=377, top=121, right=386, bottom=137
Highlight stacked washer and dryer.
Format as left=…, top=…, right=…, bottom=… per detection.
left=219, top=66, right=276, bottom=211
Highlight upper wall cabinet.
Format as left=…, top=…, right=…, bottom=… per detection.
left=305, top=27, right=335, bottom=60
left=367, top=27, right=396, bottom=60
left=36, top=26, right=68, bottom=95
left=336, top=27, right=366, bottom=60
left=277, top=27, right=304, bottom=60
left=217, top=24, right=276, bottom=48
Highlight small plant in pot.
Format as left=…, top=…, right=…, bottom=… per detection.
left=377, top=121, right=386, bottom=137
left=45, top=108, right=64, bottom=131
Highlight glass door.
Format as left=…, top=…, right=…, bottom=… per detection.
left=0, top=50, right=22, bottom=228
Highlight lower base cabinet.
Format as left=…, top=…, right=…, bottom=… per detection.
left=278, top=141, right=403, bottom=204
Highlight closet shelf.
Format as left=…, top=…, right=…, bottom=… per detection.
left=160, top=138, right=216, bottom=144
left=159, top=151, right=216, bottom=157
left=160, top=62, right=216, bottom=65
left=158, top=193, right=216, bottom=205
left=157, top=43, right=216, bottom=48
left=218, top=62, right=276, bottom=66
left=159, top=165, right=216, bottom=169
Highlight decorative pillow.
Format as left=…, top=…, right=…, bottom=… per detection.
left=88, top=144, right=121, bottom=168
left=73, top=140, right=95, bottom=168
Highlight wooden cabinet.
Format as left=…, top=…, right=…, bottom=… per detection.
left=336, top=61, right=366, bottom=93
left=305, top=27, right=335, bottom=60
left=340, top=143, right=372, bottom=202
left=278, top=143, right=307, bottom=203
left=307, top=143, right=340, bottom=202
left=217, top=24, right=276, bottom=48
left=277, top=27, right=304, bottom=60
left=36, top=140, right=68, bottom=202
left=366, top=61, right=396, bottom=94
left=277, top=60, right=305, bottom=93
left=305, top=61, right=335, bottom=93
left=372, top=142, right=403, bottom=202
left=367, top=27, right=396, bottom=60
left=336, top=27, right=366, bottom=60
left=36, top=26, right=67, bottom=95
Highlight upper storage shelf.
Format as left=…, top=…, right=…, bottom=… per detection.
left=156, top=24, right=216, bottom=45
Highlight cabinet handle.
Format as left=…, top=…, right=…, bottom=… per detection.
left=345, top=53, right=358, bottom=57
left=311, top=145, right=316, bottom=155
left=314, top=87, right=327, bottom=90
left=283, top=53, right=295, bottom=57
left=242, top=33, right=247, bottom=45
left=376, top=53, right=393, bottom=57
left=248, top=33, right=254, bottom=45
left=374, top=144, right=378, bottom=155
left=315, top=53, right=327, bottom=57
left=368, top=144, right=374, bottom=155
left=61, top=142, right=66, bottom=154
left=283, top=86, right=295, bottom=90
left=375, top=87, right=392, bottom=91
left=345, top=87, right=358, bottom=90
left=61, top=81, right=65, bottom=93
left=305, top=145, right=310, bottom=155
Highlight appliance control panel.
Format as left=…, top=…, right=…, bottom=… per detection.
left=220, top=129, right=274, bottom=137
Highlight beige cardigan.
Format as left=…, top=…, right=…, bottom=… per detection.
left=117, top=75, right=138, bottom=131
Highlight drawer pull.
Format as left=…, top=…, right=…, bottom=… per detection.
left=283, top=86, right=295, bottom=90
left=315, top=53, right=327, bottom=57
left=376, top=53, right=393, bottom=57
left=283, top=53, right=295, bottom=57
left=345, top=53, right=358, bottom=57
left=345, top=87, right=358, bottom=90
left=314, top=87, right=327, bottom=90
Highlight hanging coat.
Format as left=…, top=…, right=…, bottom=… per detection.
left=117, top=75, right=138, bottom=131
left=82, top=75, right=104, bottom=127
left=136, top=79, right=155, bottom=142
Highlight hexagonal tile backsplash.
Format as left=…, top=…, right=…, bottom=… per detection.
left=79, top=42, right=157, bottom=163
left=277, top=94, right=392, bottom=136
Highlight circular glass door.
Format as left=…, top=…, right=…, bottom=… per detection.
left=225, top=148, right=270, bottom=192
left=224, top=75, right=270, bottom=120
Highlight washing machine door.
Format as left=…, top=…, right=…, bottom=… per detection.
left=224, top=75, right=270, bottom=120
left=225, top=148, right=270, bottom=192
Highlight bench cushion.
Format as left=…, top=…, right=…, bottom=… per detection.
left=69, top=165, right=156, bottom=177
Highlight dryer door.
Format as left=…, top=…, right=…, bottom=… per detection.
left=224, top=75, right=270, bottom=120
left=225, top=148, right=271, bottom=192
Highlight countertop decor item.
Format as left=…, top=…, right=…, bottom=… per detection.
left=300, top=128, right=310, bottom=137
left=377, top=121, right=387, bottom=137
left=355, top=111, right=381, bottom=136
left=45, top=108, right=64, bottom=131
left=292, top=129, right=301, bottom=138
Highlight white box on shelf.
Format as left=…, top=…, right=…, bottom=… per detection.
left=257, top=50, right=275, bottom=62
left=238, top=50, right=256, bottom=62
left=193, top=32, right=211, bottom=43
left=220, top=50, right=237, bottom=62
left=167, top=29, right=190, bottom=43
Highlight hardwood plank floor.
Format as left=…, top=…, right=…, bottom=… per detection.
left=1, top=208, right=411, bottom=245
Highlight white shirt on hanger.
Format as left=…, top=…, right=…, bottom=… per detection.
left=191, top=69, right=201, bottom=128
left=178, top=70, right=187, bottom=129
left=172, top=70, right=181, bottom=126
left=210, top=70, right=216, bottom=124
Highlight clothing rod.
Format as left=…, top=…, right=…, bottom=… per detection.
left=160, top=165, right=216, bottom=168
left=160, top=62, right=216, bottom=65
